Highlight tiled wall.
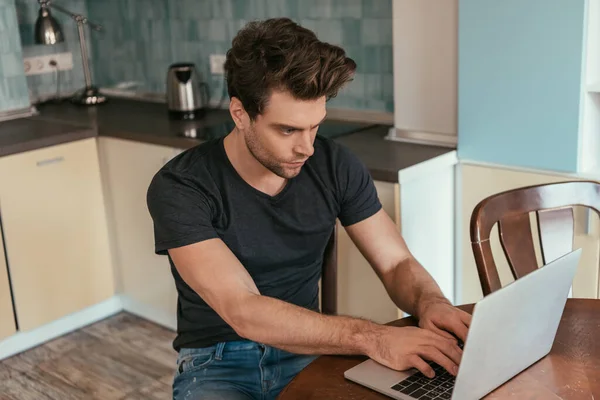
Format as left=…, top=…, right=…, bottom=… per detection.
left=15, top=0, right=89, bottom=102
left=0, top=0, right=29, bottom=112
left=88, top=0, right=394, bottom=113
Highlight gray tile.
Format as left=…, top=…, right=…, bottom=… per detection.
left=332, top=0, right=362, bottom=18
left=385, top=100, right=394, bottom=112
left=361, top=46, right=380, bottom=73
left=362, top=0, right=392, bottom=18
left=149, top=19, right=170, bottom=44
left=0, top=31, right=11, bottom=53
left=381, top=72, right=394, bottom=100
left=0, top=79, right=7, bottom=107
left=299, top=19, right=318, bottom=34
left=87, top=0, right=119, bottom=19
left=0, top=5, right=8, bottom=32
left=381, top=45, right=393, bottom=73
left=313, top=19, right=343, bottom=45
left=1, top=51, right=24, bottom=77
left=198, top=20, right=212, bottom=41
left=208, top=19, right=228, bottom=42
left=232, top=0, right=250, bottom=19
left=264, top=0, right=290, bottom=18
left=209, top=76, right=228, bottom=105
left=361, top=45, right=393, bottom=73
left=361, top=18, right=392, bottom=45
left=342, top=19, right=361, bottom=45
left=182, top=0, right=211, bottom=19
left=183, top=18, right=198, bottom=41
left=18, top=22, right=33, bottom=47
left=212, top=0, right=233, bottom=19
left=246, top=0, right=267, bottom=19
left=341, top=72, right=365, bottom=98
left=342, top=45, right=363, bottom=69
left=298, top=0, right=332, bottom=19
left=364, top=73, right=381, bottom=98
left=139, top=0, right=169, bottom=20
left=285, top=0, right=300, bottom=17
left=365, top=98, right=386, bottom=111
left=168, top=18, right=185, bottom=42
left=5, top=75, right=30, bottom=107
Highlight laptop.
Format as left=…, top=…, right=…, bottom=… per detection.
left=344, top=248, right=582, bottom=400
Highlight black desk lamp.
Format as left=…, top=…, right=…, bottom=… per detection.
left=34, top=0, right=106, bottom=105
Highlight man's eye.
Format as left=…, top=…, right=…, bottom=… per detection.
left=282, top=128, right=296, bottom=135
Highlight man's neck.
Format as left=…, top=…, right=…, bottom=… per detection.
left=223, top=131, right=288, bottom=197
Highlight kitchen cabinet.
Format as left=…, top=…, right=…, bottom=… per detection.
left=336, top=180, right=401, bottom=324
left=98, top=137, right=180, bottom=328
left=459, top=163, right=600, bottom=305
left=0, top=227, right=16, bottom=340
left=0, top=138, right=115, bottom=331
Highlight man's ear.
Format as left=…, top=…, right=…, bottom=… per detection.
left=229, top=97, right=251, bottom=130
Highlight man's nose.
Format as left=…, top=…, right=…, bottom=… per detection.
left=295, top=131, right=315, bottom=158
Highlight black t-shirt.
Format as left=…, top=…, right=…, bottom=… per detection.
left=146, top=134, right=382, bottom=351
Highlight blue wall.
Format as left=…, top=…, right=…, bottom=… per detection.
left=458, top=0, right=586, bottom=173
left=0, top=0, right=29, bottom=112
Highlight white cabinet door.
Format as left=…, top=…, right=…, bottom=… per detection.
left=0, top=138, right=115, bottom=331
left=98, top=137, right=179, bottom=329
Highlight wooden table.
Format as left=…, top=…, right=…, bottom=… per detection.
left=278, top=299, right=600, bottom=399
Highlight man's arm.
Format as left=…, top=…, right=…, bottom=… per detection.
left=169, top=238, right=373, bottom=355
left=168, top=237, right=463, bottom=377
left=345, top=209, right=471, bottom=341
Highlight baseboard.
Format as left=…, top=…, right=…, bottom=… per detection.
left=0, top=296, right=123, bottom=360
left=119, top=295, right=177, bottom=331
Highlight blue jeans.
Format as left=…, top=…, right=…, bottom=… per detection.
left=172, top=340, right=318, bottom=400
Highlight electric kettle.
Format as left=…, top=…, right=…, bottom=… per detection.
left=166, top=62, right=209, bottom=120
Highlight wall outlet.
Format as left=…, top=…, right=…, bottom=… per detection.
left=209, top=54, right=227, bottom=75
left=23, top=52, right=73, bottom=76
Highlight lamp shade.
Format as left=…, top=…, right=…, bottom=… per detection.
left=34, top=7, right=64, bottom=45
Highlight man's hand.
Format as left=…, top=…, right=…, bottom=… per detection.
left=365, top=325, right=463, bottom=378
left=417, top=297, right=472, bottom=343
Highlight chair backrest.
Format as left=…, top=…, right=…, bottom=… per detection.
left=470, top=180, right=600, bottom=296
left=321, top=225, right=338, bottom=315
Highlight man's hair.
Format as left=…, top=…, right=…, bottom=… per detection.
left=224, top=17, right=356, bottom=120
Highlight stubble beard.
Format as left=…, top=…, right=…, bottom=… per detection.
left=243, top=125, right=301, bottom=180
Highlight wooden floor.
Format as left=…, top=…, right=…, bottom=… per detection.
left=0, top=312, right=178, bottom=400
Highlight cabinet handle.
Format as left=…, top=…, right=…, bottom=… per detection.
left=36, top=156, right=64, bottom=167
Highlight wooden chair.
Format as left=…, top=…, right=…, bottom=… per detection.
left=321, top=225, right=338, bottom=315
left=470, top=180, right=600, bottom=296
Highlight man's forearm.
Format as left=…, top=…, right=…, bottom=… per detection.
left=233, top=294, right=381, bottom=355
left=382, top=256, right=450, bottom=318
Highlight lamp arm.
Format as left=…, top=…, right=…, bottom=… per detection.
left=43, top=1, right=103, bottom=31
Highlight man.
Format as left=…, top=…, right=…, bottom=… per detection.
left=147, top=17, right=471, bottom=400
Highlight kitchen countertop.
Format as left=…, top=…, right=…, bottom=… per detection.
left=0, top=98, right=455, bottom=182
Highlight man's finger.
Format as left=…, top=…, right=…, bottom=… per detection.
left=409, top=355, right=436, bottom=379
left=440, top=317, right=469, bottom=343
left=435, top=336, right=463, bottom=365
left=426, top=323, right=457, bottom=342
left=460, top=311, right=473, bottom=327
left=419, top=347, right=458, bottom=377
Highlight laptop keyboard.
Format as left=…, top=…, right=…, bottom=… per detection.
left=390, top=342, right=463, bottom=400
